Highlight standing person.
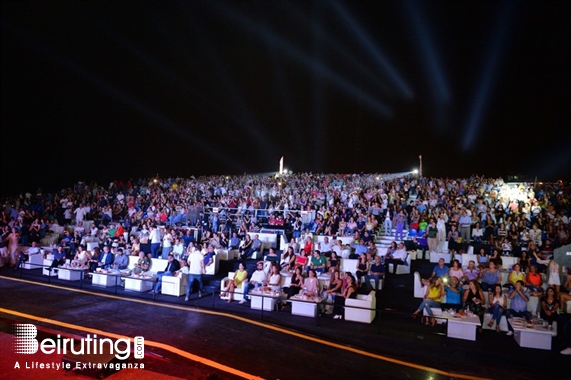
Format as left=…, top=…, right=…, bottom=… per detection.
left=149, top=225, right=161, bottom=259
left=394, top=211, right=406, bottom=241
left=161, top=227, right=173, bottom=259
left=436, top=211, right=447, bottom=243
left=458, top=209, right=472, bottom=243
left=426, top=218, right=439, bottom=254
left=5, top=227, right=20, bottom=267
left=186, top=245, right=205, bottom=301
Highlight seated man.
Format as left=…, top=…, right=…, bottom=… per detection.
left=229, top=232, right=241, bottom=250
left=384, top=242, right=408, bottom=274
left=153, top=253, right=181, bottom=293
left=133, top=251, right=151, bottom=275
left=423, top=258, right=450, bottom=286
left=505, top=280, right=532, bottom=336
left=111, top=248, right=129, bottom=270
left=15, top=241, right=41, bottom=270
left=310, top=250, right=327, bottom=275
left=365, top=255, right=385, bottom=290
left=203, top=245, right=216, bottom=269
left=48, top=246, right=66, bottom=271
left=98, top=245, right=115, bottom=270
left=250, top=234, right=263, bottom=258
left=241, top=261, right=267, bottom=304
left=319, top=236, right=332, bottom=257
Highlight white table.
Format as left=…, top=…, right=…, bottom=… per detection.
left=509, top=318, right=552, bottom=350
left=290, top=295, right=324, bottom=318
left=249, top=290, right=285, bottom=311
left=443, top=312, right=481, bottom=341
left=58, top=267, right=85, bottom=281
left=124, top=275, right=155, bottom=292
left=92, top=272, right=122, bottom=287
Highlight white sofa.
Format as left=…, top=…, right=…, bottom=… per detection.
left=220, top=271, right=245, bottom=302
left=388, top=253, right=411, bottom=275
left=345, top=290, right=376, bottom=323
left=340, top=258, right=358, bottom=277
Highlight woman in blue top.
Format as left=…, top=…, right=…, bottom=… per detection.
left=441, top=275, right=462, bottom=311
left=479, top=261, right=501, bottom=291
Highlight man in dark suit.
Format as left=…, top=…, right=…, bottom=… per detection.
left=98, top=245, right=114, bottom=270
left=153, top=253, right=180, bottom=293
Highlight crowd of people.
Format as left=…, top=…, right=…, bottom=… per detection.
left=1, top=173, right=570, bottom=353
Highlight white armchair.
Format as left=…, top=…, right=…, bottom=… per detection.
left=162, top=273, right=188, bottom=297
left=220, top=271, right=245, bottom=302
left=345, top=290, right=376, bottom=323
left=414, top=271, right=426, bottom=298
left=205, top=253, right=220, bottom=275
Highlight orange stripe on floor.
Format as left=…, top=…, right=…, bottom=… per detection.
left=0, top=276, right=490, bottom=380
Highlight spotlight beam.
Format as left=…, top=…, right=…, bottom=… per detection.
left=212, top=2, right=393, bottom=118
left=329, top=1, right=415, bottom=100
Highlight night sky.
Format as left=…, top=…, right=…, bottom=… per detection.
left=1, top=0, right=570, bottom=197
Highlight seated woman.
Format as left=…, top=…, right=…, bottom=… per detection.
left=302, top=269, right=319, bottom=296
left=332, top=272, right=358, bottom=320
left=385, top=241, right=397, bottom=258
left=238, top=234, right=253, bottom=260
left=525, top=264, right=544, bottom=295
left=223, top=262, right=248, bottom=303
left=479, top=261, right=501, bottom=292
left=355, top=252, right=369, bottom=286
left=441, top=275, right=462, bottom=312
left=73, top=245, right=91, bottom=267
left=412, top=276, right=444, bottom=327
left=476, top=247, right=488, bottom=271
left=546, top=259, right=563, bottom=295
left=518, top=251, right=530, bottom=273
left=88, top=247, right=102, bottom=273
left=501, top=237, right=512, bottom=257
left=280, top=246, right=296, bottom=273
left=267, top=264, right=282, bottom=292
left=323, top=270, right=343, bottom=314
left=540, top=287, right=560, bottom=329
left=489, top=248, right=503, bottom=267
left=449, top=259, right=464, bottom=282
left=325, top=270, right=343, bottom=296
left=505, top=263, right=525, bottom=290
left=283, top=266, right=304, bottom=299
left=488, top=284, right=507, bottom=332
left=463, top=279, right=486, bottom=332
left=328, top=251, right=341, bottom=273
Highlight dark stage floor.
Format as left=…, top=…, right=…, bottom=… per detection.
left=1, top=258, right=569, bottom=380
